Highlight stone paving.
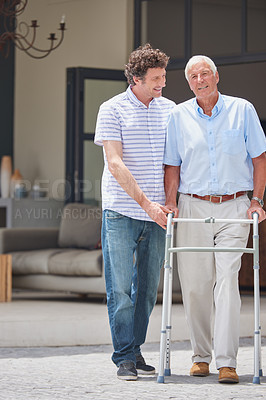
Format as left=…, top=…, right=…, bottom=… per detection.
left=0, top=337, right=265, bottom=400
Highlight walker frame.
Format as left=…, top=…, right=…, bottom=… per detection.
left=157, top=212, right=263, bottom=384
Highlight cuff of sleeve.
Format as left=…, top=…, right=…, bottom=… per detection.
left=163, top=157, right=181, bottom=166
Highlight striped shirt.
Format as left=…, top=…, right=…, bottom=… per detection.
left=94, top=86, right=175, bottom=221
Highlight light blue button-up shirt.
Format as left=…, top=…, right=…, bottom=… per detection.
left=164, top=93, right=266, bottom=195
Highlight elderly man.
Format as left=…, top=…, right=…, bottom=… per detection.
left=164, top=55, right=266, bottom=383
left=95, top=44, right=175, bottom=381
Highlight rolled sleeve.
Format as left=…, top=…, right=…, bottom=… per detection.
left=94, top=104, right=122, bottom=146
left=163, top=113, right=182, bottom=166
left=245, top=102, right=266, bottom=158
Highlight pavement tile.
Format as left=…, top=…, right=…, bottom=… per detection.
left=0, top=337, right=265, bottom=400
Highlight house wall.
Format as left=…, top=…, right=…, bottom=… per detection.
left=13, top=0, right=266, bottom=199
left=164, top=62, right=266, bottom=120
left=14, top=0, right=134, bottom=197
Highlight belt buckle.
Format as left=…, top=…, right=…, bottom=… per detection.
left=210, top=195, right=223, bottom=203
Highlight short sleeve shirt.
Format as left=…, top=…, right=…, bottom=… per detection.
left=95, top=86, right=175, bottom=221
left=164, top=93, right=266, bottom=195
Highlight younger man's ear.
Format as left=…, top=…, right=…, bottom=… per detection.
left=133, top=76, right=142, bottom=85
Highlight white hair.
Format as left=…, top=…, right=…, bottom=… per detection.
left=185, top=55, right=217, bottom=81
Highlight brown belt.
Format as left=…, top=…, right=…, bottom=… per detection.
left=188, top=191, right=246, bottom=204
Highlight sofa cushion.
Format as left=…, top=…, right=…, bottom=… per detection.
left=48, top=249, right=102, bottom=276
left=58, top=203, right=102, bottom=249
left=11, top=249, right=63, bottom=275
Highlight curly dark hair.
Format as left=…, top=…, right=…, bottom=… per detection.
left=124, top=43, right=170, bottom=85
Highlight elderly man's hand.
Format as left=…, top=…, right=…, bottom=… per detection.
left=247, top=202, right=266, bottom=223
left=165, top=203, right=179, bottom=219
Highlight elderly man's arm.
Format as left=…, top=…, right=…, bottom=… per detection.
left=103, top=140, right=171, bottom=229
left=164, top=164, right=180, bottom=218
left=247, top=152, right=266, bottom=223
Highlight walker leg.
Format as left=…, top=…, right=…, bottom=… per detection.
left=259, top=323, right=263, bottom=377
left=157, top=260, right=170, bottom=383
left=253, top=268, right=260, bottom=384
left=157, top=214, right=173, bottom=383
left=164, top=298, right=172, bottom=377
left=252, top=213, right=261, bottom=384
left=164, top=223, right=174, bottom=377
left=252, top=280, right=260, bottom=384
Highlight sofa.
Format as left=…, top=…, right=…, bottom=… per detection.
left=0, top=203, right=106, bottom=296
left=0, top=202, right=181, bottom=301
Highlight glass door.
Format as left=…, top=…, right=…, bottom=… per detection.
left=66, top=68, right=127, bottom=204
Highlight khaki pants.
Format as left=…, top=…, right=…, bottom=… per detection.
left=177, top=194, right=250, bottom=369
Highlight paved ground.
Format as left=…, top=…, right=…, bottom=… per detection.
left=0, top=337, right=265, bottom=400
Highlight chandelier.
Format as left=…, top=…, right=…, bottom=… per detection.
left=0, top=0, right=66, bottom=59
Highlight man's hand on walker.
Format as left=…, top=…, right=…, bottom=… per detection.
left=144, top=202, right=172, bottom=229
left=247, top=203, right=266, bottom=223
left=165, top=204, right=179, bottom=219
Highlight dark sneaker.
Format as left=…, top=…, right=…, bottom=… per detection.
left=117, top=361, right=138, bottom=381
left=136, top=354, right=155, bottom=375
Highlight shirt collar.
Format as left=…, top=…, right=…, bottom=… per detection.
left=194, top=92, right=223, bottom=119
left=127, top=85, right=156, bottom=108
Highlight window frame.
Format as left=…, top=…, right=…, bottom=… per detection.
left=134, top=0, right=266, bottom=69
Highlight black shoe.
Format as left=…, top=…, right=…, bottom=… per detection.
left=136, top=354, right=155, bottom=375
left=117, top=361, right=138, bottom=381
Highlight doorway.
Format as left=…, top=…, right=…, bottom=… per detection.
left=66, top=67, right=127, bottom=204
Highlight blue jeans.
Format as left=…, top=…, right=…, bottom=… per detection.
left=102, top=209, right=165, bottom=366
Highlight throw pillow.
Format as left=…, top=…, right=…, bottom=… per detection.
left=58, top=203, right=102, bottom=249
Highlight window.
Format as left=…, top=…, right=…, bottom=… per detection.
left=66, top=68, right=127, bottom=204
left=135, top=0, right=266, bottom=68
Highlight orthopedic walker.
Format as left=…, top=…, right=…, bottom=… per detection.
left=157, top=212, right=262, bottom=384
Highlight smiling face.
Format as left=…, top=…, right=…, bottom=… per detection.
left=132, top=67, right=166, bottom=106
left=187, top=61, right=219, bottom=101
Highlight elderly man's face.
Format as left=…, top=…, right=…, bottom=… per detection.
left=187, top=61, right=219, bottom=100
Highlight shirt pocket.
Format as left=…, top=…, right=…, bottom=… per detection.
left=222, top=129, right=243, bottom=155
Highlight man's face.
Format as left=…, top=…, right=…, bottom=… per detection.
left=187, top=61, right=219, bottom=100
left=134, top=67, right=166, bottom=100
